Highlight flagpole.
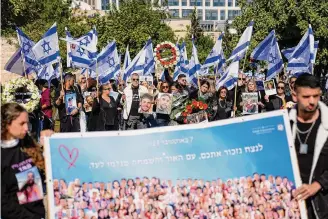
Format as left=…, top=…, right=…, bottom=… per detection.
left=96, top=59, right=99, bottom=95
left=59, top=58, right=64, bottom=91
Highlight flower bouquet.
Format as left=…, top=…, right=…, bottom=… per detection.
left=180, top=99, right=209, bottom=124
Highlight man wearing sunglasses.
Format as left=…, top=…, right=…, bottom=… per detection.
left=122, top=73, right=148, bottom=130
left=229, top=72, right=247, bottom=113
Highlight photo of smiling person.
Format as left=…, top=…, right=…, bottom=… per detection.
left=156, top=93, right=173, bottom=115
left=138, top=93, right=153, bottom=114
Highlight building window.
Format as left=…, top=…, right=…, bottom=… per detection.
left=169, top=9, right=180, bottom=18
left=213, top=0, right=224, bottom=6
left=101, top=0, right=109, bottom=10
left=197, top=9, right=203, bottom=20
left=228, top=0, right=233, bottom=6
left=168, top=0, right=179, bottom=6
left=220, top=10, right=226, bottom=20
left=205, top=0, right=210, bottom=6
left=228, top=10, right=241, bottom=20
left=182, top=0, right=187, bottom=6
left=205, top=10, right=218, bottom=20
left=190, top=0, right=202, bottom=6
left=182, top=9, right=193, bottom=18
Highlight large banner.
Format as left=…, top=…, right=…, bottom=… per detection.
left=45, top=110, right=307, bottom=219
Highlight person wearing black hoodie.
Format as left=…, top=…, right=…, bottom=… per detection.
left=1, top=103, right=53, bottom=219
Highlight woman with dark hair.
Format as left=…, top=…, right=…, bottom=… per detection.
left=213, top=86, right=233, bottom=120
left=1, top=102, right=53, bottom=219
left=159, top=81, right=171, bottom=94
left=90, top=83, right=119, bottom=131
left=199, top=80, right=213, bottom=102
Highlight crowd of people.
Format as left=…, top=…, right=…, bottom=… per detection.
left=53, top=174, right=301, bottom=219
left=26, top=69, right=328, bottom=137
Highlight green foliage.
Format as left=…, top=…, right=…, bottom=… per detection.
left=186, top=7, right=203, bottom=41
left=183, top=35, right=215, bottom=64
left=225, top=0, right=328, bottom=76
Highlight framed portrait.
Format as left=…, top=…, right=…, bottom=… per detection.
left=156, top=93, right=173, bottom=115
left=138, top=93, right=154, bottom=114
left=264, top=79, right=277, bottom=96
left=65, top=93, right=77, bottom=115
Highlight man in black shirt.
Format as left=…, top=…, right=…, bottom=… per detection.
left=290, top=73, right=328, bottom=219
left=54, top=74, right=83, bottom=132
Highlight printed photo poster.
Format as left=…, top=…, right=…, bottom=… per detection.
left=264, top=79, right=277, bottom=96
left=138, top=92, right=153, bottom=114
left=145, top=76, right=153, bottom=86
left=83, top=92, right=92, bottom=112
left=65, top=93, right=77, bottom=115
left=45, top=111, right=307, bottom=219
left=16, top=166, right=44, bottom=205
left=156, top=93, right=173, bottom=115
left=242, top=92, right=258, bottom=115
left=186, top=111, right=208, bottom=124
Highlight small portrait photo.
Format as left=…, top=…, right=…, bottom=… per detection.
left=138, top=93, right=154, bottom=114
left=83, top=92, right=92, bottom=112
left=242, top=92, right=258, bottom=115
left=156, top=93, right=173, bottom=115
left=16, top=166, right=44, bottom=204
left=264, top=79, right=277, bottom=96
left=186, top=113, right=198, bottom=124
left=197, top=111, right=208, bottom=123
left=139, top=76, right=147, bottom=87
left=65, top=93, right=77, bottom=115
left=145, top=76, right=154, bottom=87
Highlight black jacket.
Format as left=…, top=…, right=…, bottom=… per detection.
left=289, top=102, right=328, bottom=218
left=91, top=96, right=118, bottom=131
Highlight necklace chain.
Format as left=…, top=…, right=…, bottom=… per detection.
left=296, top=121, right=316, bottom=145
left=218, top=99, right=226, bottom=108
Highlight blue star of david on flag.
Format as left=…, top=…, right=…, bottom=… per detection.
left=107, top=57, right=115, bottom=67
left=268, top=53, right=277, bottom=64
left=77, top=47, right=85, bottom=56
left=22, top=41, right=32, bottom=54
left=145, top=57, right=149, bottom=64
left=79, top=36, right=91, bottom=47
left=41, top=40, right=52, bottom=54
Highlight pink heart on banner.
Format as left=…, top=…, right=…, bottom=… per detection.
left=58, top=144, right=79, bottom=169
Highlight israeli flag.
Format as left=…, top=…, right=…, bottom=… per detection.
left=90, top=41, right=120, bottom=84
left=188, top=38, right=201, bottom=87
left=65, top=27, right=98, bottom=68
left=81, top=68, right=97, bottom=78
left=251, top=30, right=283, bottom=79
left=282, top=41, right=318, bottom=61
left=4, top=48, right=24, bottom=75
left=123, top=45, right=131, bottom=70
left=38, top=65, right=55, bottom=81
left=143, top=39, right=155, bottom=76
left=16, top=27, right=41, bottom=74
left=216, top=61, right=239, bottom=90
left=32, top=23, right=60, bottom=65
left=287, top=24, right=315, bottom=74
left=123, top=43, right=146, bottom=81
left=227, top=21, right=254, bottom=62
left=159, top=68, right=167, bottom=81
left=203, top=33, right=224, bottom=68
left=173, top=42, right=189, bottom=81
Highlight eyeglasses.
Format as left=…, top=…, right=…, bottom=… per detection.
left=220, top=91, right=227, bottom=94
left=277, top=86, right=285, bottom=89
left=238, top=78, right=246, bottom=81
left=103, top=88, right=110, bottom=91
left=162, top=86, right=169, bottom=89
left=132, top=78, right=139, bottom=81
left=81, top=78, right=86, bottom=80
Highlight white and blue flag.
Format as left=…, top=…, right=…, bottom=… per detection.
left=65, top=27, right=98, bottom=68
left=173, top=42, right=189, bottom=81
left=286, top=24, right=315, bottom=74
left=123, top=42, right=146, bottom=81
left=227, top=21, right=254, bottom=62
left=282, top=41, right=319, bottom=60
left=203, top=33, right=224, bottom=68
left=251, top=30, right=283, bottom=79
left=4, top=48, right=24, bottom=75
left=32, top=23, right=60, bottom=66
left=143, top=39, right=155, bottom=76
left=123, top=45, right=131, bottom=70
left=188, top=38, right=201, bottom=87
left=216, top=61, right=239, bottom=90
left=90, top=41, right=120, bottom=84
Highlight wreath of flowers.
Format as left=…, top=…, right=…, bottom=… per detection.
left=154, top=41, right=180, bottom=68
left=2, top=77, right=40, bottom=112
